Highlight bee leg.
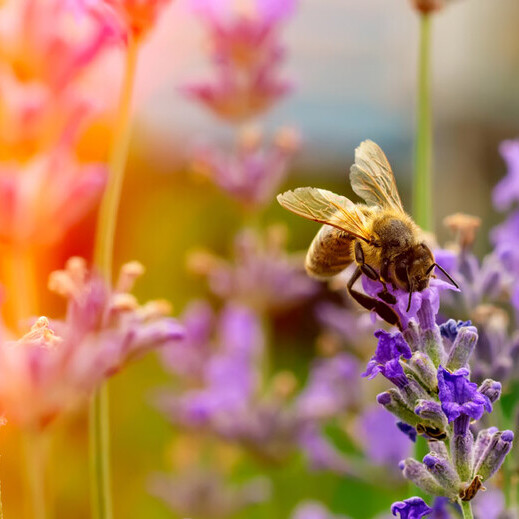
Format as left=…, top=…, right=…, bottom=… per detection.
left=355, top=243, right=397, bottom=305
left=377, top=259, right=397, bottom=304
left=347, top=266, right=403, bottom=331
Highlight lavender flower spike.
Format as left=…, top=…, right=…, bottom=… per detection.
left=391, top=497, right=433, bottom=519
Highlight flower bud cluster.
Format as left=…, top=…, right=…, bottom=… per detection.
left=183, top=0, right=296, bottom=122
left=362, top=288, right=513, bottom=516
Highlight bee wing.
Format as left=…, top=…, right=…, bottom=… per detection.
left=350, top=140, right=405, bottom=213
left=277, top=187, right=372, bottom=242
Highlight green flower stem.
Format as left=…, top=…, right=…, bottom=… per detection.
left=90, top=384, right=112, bottom=519
left=413, top=12, right=433, bottom=232
left=94, top=36, right=139, bottom=279
left=458, top=499, right=474, bottom=519
left=90, top=36, right=139, bottom=519
left=23, top=430, right=47, bottom=519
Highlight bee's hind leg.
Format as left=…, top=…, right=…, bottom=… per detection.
left=347, top=266, right=403, bottom=331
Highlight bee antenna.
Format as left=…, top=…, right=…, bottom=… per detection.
left=428, top=263, right=459, bottom=289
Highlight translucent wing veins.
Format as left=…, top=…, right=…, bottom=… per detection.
left=277, top=187, right=372, bottom=243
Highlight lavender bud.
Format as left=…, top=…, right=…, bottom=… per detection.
left=423, top=453, right=461, bottom=497
left=478, top=379, right=502, bottom=404
left=421, top=327, right=446, bottom=368
left=400, top=379, right=430, bottom=408
left=474, top=430, right=514, bottom=482
left=417, top=298, right=436, bottom=332
left=403, top=321, right=422, bottom=352
left=404, top=352, right=438, bottom=393
left=399, top=458, right=447, bottom=497
left=473, top=427, right=499, bottom=467
left=446, top=326, right=478, bottom=371
left=452, top=431, right=474, bottom=482
left=428, top=439, right=449, bottom=459
left=415, top=400, right=448, bottom=432
left=377, top=390, right=420, bottom=427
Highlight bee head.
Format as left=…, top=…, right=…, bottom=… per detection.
left=408, top=243, right=435, bottom=292
left=394, top=243, right=434, bottom=293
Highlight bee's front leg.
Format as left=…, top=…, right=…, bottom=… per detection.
left=378, top=258, right=397, bottom=305
left=347, top=265, right=403, bottom=331
left=355, top=243, right=397, bottom=305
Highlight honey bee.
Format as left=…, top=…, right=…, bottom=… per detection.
left=277, top=140, right=457, bottom=330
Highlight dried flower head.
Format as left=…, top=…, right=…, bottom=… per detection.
left=443, top=213, right=481, bottom=251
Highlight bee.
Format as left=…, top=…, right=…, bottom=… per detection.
left=277, top=140, right=457, bottom=331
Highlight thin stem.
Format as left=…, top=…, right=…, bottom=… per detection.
left=93, top=36, right=139, bottom=280
left=90, top=37, right=139, bottom=519
left=90, top=384, right=112, bottom=519
left=413, top=13, right=433, bottom=231
left=23, top=430, right=47, bottom=519
left=458, top=499, right=474, bottom=519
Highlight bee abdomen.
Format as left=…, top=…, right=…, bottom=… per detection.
left=305, top=225, right=354, bottom=279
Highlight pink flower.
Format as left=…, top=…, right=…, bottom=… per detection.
left=0, top=148, right=106, bottom=246
left=182, top=66, right=292, bottom=122
left=191, top=126, right=299, bottom=208
left=1, top=0, right=115, bottom=92
left=70, top=0, right=172, bottom=42
left=0, top=258, right=183, bottom=430
left=185, top=0, right=297, bottom=121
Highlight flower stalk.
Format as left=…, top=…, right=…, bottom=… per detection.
left=94, top=35, right=139, bottom=280
left=23, top=430, right=47, bottom=519
left=458, top=499, right=474, bottom=519
left=413, top=12, right=433, bottom=231
left=90, top=36, right=140, bottom=519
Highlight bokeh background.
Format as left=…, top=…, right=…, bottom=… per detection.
left=1, top=0, right=519, bottom=517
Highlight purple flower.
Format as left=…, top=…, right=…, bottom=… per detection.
left=493, top=139, right=519, bottom=211
left=397, top=422, right=417, bottom=443
left=362, top=277, right=457, bottom=330
left=297, top=353, right=360, bottom=420
left=357, top=406, right=413, bottom=467
left=191, top=127, right=299, bottom=209
left=363, top=330, right=412, bottom=388
left=437, top=367, right=492, bottom=423
left=391, top=497, right=433, bottom=519
left=299, top=426, right=351, bottom=474
left=473, top=488, right=506, bottom=519
left=160, top=301, right=214, bottom=379
left=439, top=320, right=472, bottom=342
left=188, top=226, right=318, bottom=314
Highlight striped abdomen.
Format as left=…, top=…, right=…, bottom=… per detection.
left=305, top=225, right=354, bottom=278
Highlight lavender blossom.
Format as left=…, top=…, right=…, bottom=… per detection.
left=191, top=126, right=299, bottom=210
left=188, top=225, right=318, bottom=314
left=359, top=280, right=514, bottom=515
left=391, top=497, right=433, bottom=519
left=184, top=0, right=296, bottom=122
left=356, top=406, right=413, bottom=469
left=159, top=302, right=361, bottom=469
left=0, top=258, right=183, bottom=430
